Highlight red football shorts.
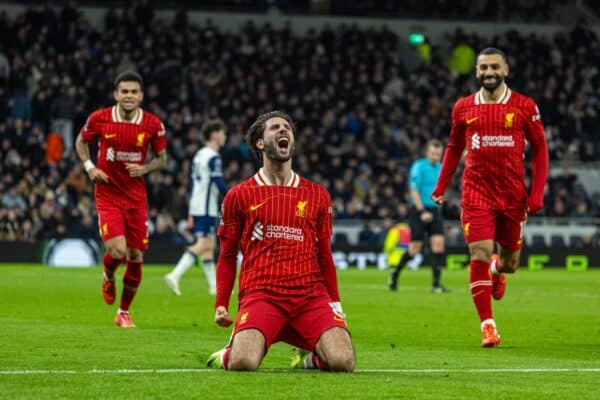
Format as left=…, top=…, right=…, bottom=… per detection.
left=231, top=286, right=349, bottom=352
left=97, top=205, right=149, bottom=250
left=461, top=207, right=527, bottom=251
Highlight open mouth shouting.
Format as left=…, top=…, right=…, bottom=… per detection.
left=277, top=136, right=290, bottom=151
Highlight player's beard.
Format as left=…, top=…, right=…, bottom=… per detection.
left=478, top=74, right=504, bottom=91
left=119, top=99, right=140, bottom=114
left=264, top=140, right=295, bottom=163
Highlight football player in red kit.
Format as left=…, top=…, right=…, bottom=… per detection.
left=432, top=48, right=549, bottom=347
left=75, top=71, right=167, bottom=328
left=206, top=111, right=354, bottom=371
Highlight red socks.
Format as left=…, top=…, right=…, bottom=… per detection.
left=120, top=261, right=142, bottom=312
left=469, top=260, right=493, bottom=322
left=222, top=347, right=231, bottom=370
left=103, top=253, right=122, bottom=279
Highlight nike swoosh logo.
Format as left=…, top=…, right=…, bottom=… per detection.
left=249, top=201, right=267, bottom=211
left=466, top=117, right=478, bottom=125
left=104, top=133, right=117, bottom=139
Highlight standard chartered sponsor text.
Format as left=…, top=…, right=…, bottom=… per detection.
left=266, top=224, right=304, bottom=241
left=482, top=135, right=515, bottom=147
left=115, top=151, right=143, bottom=162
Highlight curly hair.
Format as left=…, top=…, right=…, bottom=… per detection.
left=245, top=110, right=297, bottom=161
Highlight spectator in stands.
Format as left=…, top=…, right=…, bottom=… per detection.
left=0, top=5, right=598, bottom=242
left=571, top=197, right=591, bottom=218
left=358, top=219, right=380, bottom=246
left=50, top=87, right=76, bottom=159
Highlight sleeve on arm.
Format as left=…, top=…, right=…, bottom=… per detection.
left=79, top=112, right=100, bottom=142
left=432, top=102, right=466, bottom=197
left=408, top=162, right=420, bottom=191
left=150, top=121, right=167, bottom=153
left=317, top=188, right=340, bottom=302
left=524, top=99, right=549, bottom=211
left=217, top=189, right=243, bottom=241
left=318, top=237, right=340, bottom=302
left=215, top=235, right=239, bottom=310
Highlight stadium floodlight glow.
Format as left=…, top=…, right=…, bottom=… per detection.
left=409, top=33, right=426, bottom=45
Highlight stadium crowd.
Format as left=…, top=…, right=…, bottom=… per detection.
left=0, top=3, right=599, bottom=243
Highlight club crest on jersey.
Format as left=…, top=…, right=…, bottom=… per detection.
left=463, top=222, right=470, bottom=237
left=505, top=113, right=515, bottom=128
left=296, top=201, right=307, bottom=217
left=240, top=312, right=249, bottom=324
left=136, top=132, right=146, bottom=147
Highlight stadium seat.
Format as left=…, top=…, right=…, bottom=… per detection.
left=550, top=235, right=566, bottom=247
left=531, top=235, right=546, bottom=247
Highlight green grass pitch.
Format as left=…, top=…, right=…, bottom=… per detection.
left=1, top=264, right=598, bottom=399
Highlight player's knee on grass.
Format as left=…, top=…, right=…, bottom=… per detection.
left=228, top=329, right=265, bottom=371
left=327, top=348, right=355, bottom=372
left=316, top=327, right=355, bottom=372
left=227, top=355, right=261, bottom=371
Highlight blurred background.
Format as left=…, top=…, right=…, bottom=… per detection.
left=0, top=0, right=598, bottom=266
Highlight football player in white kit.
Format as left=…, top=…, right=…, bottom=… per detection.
left=165, top=119, right=228, bottom=295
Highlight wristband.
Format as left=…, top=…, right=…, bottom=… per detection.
left=83, top=160, right=95, bottom=172
left=329, top=301, right=344, bottom=316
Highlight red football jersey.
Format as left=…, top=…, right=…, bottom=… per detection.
left=218, top=168, right=333, bottom=298
left=80, top=106, right=167, bottom=208
left=438, top=86, right=547, bottom=210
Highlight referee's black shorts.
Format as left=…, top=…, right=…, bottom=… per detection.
left=408, top=206, right=444, bottom=242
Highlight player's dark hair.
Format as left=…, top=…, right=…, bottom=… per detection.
left=478, top=47, right=507, bottom=63
left=246, top=110, right=297, bottom=161
left=202, top=118, right=226, bottom=142
left=114, top=71, right=144, bottom=90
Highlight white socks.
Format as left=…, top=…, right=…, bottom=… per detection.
left=171, top=251, right=197, bottom=279
left=203, top=260, right=216, bottom=294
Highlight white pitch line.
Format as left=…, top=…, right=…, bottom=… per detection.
left=1, top=368, right=599, bottom=375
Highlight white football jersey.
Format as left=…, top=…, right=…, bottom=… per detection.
left=188, top=147, right=225, bottom=217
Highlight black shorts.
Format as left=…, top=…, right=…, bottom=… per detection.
left=408, top=206, right=444, bottom=242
